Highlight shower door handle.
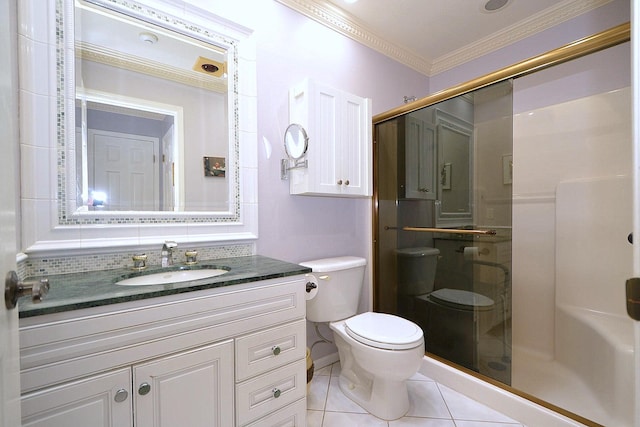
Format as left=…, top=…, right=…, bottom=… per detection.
left=626, top=277, right=640, bottom=321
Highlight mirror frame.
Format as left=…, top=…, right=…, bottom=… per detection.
left=19, top=0, right=257, bottom=256
left=284, top=124, right=309, bottom=160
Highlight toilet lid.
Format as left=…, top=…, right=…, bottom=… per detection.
left=344, top=312, right=424, bottom=350
left=429, top=289, right=494, bottom=311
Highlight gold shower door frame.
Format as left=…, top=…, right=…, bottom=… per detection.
left=372, top=22, right=630, bottom=427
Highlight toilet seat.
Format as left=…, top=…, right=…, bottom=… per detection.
left=428, top=289, right=494, bottom=311
left=344, top=312, right=424, bottom=350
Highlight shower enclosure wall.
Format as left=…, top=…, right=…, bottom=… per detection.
left=373, top=26, right=634, bottom=427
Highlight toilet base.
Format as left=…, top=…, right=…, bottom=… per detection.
left=330, top=318, right=424, bottom=420
left=337, top=371, right=411, bottom=420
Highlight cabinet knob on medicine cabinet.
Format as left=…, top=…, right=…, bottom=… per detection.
left=344, top=180, right=350, bottom=186
left=114, top=389, right=129, bottom=403
left=272, top=388, right=281, bottom=398
left=337, top=180, right=342, bottom=185
left=138, top=382, right=151, bottom=396
left=271, top=345, right=281, bottom=356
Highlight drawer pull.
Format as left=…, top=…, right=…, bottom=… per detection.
left=272, top=388, right=281, bottom=398
left=271, top=345, right=281, bottom=356
left=114, top=389, right=128, bottom=403
left=138, top=382, right=151, bottom=396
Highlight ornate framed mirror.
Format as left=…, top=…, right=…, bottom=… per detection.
left=19, top=0, right=258, bottom=255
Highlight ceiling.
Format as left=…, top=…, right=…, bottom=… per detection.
left=276, top=0, right=613, bottom=76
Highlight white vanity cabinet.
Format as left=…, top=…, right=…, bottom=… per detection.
left=289, top=78, right=372, bottom=197
left=19, top=276, right=307, bottom=427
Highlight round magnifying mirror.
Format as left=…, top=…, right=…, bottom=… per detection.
left=284, top=124, right=309, bottom=160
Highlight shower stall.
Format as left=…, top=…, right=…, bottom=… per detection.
left=373, top=25, right=636, bottom=427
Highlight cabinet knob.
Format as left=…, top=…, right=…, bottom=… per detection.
left=337, top=180, right=342, bottom=185
left=271, top=345, right=281, bottom=356
left=272, top=388, right=281, bottom=398
left=114, top=388, right=129, bottom=403
left=138, top=382, right=151, bottom=396
left=344, top=180, right=350, bottom=186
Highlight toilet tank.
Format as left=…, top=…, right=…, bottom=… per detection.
left=396, top=247, right=439, bottom=296
left=300, top=256, right=366, bottom=323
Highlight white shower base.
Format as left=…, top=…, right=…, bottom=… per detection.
left=511, top=304, right=634, bottom=426
left=420, top=356, right=588, bottom=427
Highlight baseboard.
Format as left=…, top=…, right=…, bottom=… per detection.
left=420, top=356, right=588, bottom=427
left=313, top=352, right=339, bottom=370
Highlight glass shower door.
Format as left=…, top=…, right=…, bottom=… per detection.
left=374, top=80, right=513, bottom=385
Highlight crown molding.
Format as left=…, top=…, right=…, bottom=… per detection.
left=274, top=0, right=431, bottom=75
left=430, top=0, right=613, bottom=75
left=276, top=0, right=612, bottom=77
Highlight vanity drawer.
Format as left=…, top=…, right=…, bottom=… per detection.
left=244, top=398, right=306, bottom=427
left=235, top=319, right=306, bottom=381
left=235, top=359, right=306, bottom=426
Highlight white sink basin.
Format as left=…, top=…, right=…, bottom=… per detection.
left=116, top=268, right=228, bottom=286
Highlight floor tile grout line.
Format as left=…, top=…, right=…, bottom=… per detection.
left=435, top=381, right=458, bottom=423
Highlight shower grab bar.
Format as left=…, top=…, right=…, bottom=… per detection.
left=402, top=227, right=496, bottom=236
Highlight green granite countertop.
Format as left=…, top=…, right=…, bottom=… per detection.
left=18, top=255, right=310, bottom=318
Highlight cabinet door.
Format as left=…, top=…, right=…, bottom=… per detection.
left=312, top=81, right=341, bottom=194
left=310, top=83, right=371, bottom=197
left=404, top=116, right=436, bottom=199
left=134, top=340, right=234, bottom=427
left=340, top=91, right=372, bottom=197
left=21, top=368, right=132, bottom=427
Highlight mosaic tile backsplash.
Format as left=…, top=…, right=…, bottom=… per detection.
left=19, top=244, right=254, bottom=278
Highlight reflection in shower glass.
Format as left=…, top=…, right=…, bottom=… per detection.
left=374, top=81, right=513, bottom=385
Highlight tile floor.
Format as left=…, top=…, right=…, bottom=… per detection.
left=307, top=362, right=527, bottom=427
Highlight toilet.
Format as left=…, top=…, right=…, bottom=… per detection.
left=396, top=247, right=495, bottom=370
left=301, top=256, right=424, bottom=421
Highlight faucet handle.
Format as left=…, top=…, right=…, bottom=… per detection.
left=184, top=250, right=198, bottom=265
left=132, top=254, right=148, bottom=270
left=163, top=240, right=178, bottom=250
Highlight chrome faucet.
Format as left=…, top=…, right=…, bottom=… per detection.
left=161, top=241, right=178, bottom=267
